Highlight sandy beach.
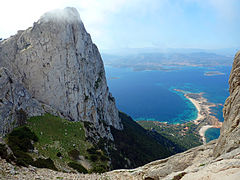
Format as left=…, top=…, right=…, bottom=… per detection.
left=174, top=89, right=222, bottom=144
left=199, top=125, right=214, bottom=144
left=185, top=93, right=222, bottom=144
left=185, top=96, right=204, bottom=123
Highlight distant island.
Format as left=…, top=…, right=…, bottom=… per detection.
left=204, top=71, right=225, bottom=76
left=110, top=77, right=120, bottom=79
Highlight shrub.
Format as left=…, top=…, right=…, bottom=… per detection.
left=0, top=144, right=16, bottom=163
left=89, top=154, right=98, bottom=162
left=8, top=127, right=38, bottom=152
left=87, top=147, right=98, bottom=154
left=83, top=121, right=93, bottom=131
left=68, top=162, right=88, bottom=174
left=33, top=158, right=57, bottom=171
left=94, top=77, right=101, bottom=89
left=90, top=164, right=108, bottom=173
left=68, top=149, right=80, bottom=160
left=100, top=155, right=109, bottom=161
left=14, top=150, right=34, bottom=167
left=16, top=109, right=27, bottom=126
left=7, top=126, right=38, bottom=167
left=0, top=144, right=8, bottom=159
left=56, top=152, right=62, bottom=158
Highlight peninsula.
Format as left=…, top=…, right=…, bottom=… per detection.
left=138, top=89, right=223, bottom=149
left=174, top=89, right=222, bottom=144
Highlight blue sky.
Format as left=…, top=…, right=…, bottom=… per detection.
left=0, top=0, right=239, bottom=51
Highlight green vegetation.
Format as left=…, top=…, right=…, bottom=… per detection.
left=94, top=71, right=104, bottom=89
left=68, top=149, right=80, bottom=160
left=138, top=121, right=202, bottom=150
left=2, top=114, right=109, bottom=173
left=0, top=143, right=14, bottom=162
left=26, top=114, right=109, bottom=172
left=0, top=144, right=8, bottom=159
left=89, top=164, right=108, bottom=173
left=16, top=109, right=27, bottom=126
left=8, top=126, right=38, bottom=152
left=25, top=114, right=89, bottom=168
left=2, top=112, right=194, bottom=173
left=94, top=77, right=102, bottom=89
left=7, top=126, right=38, bottom=166
left=33, top=158, right=57, bottom=170
left=67, top=162, right=88, bottom=174
left=109, top=112, right=183, bottom=169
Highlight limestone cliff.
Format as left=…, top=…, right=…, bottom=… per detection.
left=0, top=7, right=122, bottom=139
left=214, top=51, right=240, bottom=156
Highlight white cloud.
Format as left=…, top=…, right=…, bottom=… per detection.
left=0, top=0, right=130, bottom=39
left=0, top=0, right=238, bottom=49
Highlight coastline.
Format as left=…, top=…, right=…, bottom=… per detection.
left=174, top=89, right=222, bottom=144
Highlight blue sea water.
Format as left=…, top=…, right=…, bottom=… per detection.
left=105, top=65, right=231, bottom=140
left=105, top=66, right=230, bottom=122
left=205, top=128, right=221, bottom=143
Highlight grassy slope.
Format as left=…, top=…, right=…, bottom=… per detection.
left=26, top=114, right=90, bottom=170
left=9, top=114, right=108, bottom=173
left=138, top=121, right=202, bottom=151
left=109, top=112, right=183, bottom=169
left=3, top=112, right=190, bottom=172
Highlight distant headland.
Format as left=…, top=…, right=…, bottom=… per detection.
left=174, top=89, right=222, bottom=144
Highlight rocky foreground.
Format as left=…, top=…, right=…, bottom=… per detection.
left=0, top=140, right=239, bottom=179
left=0, top=7, right=239, bottom=179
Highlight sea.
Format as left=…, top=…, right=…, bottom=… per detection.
left=104, top=65, right=232, bottom=142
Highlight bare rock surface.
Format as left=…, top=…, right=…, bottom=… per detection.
left=0, top=67, right=57, bottom=136
left=214, top=51, right=240, bottom=156
left=0, top=7, right=122, bottom=139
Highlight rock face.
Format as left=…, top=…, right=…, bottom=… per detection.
left=0, top=68, right=57, bottom=136
left=214, top=51, right=240, bottom=156
left=0, top=7, right=122, bottom=139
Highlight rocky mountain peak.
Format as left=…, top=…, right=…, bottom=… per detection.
left=40, top=7, right=81, bottom=23
left=0, top=7, right=122, bottom=140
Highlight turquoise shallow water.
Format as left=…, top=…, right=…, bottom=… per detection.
left=205, top=128, right=221, bottom=143
left=105, top=65, right=231, bottom=140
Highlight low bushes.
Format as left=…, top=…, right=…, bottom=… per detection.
left=33, top=158, right=57, bottom=171
left=68, top=162, right=88, bottom=174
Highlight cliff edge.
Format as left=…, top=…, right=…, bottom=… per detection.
left=214, top=51, right=240, bottom=156
left=0, top=7, right=122, bottom=140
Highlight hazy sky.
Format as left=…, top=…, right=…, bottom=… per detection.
left=0, top=0, right=239, bottom=50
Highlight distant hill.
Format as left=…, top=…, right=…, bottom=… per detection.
left=102, top=52, right=233, bottom=71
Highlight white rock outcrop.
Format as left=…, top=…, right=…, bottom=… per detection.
left=0, top=67, right=58, bottom=136
left=0, top=7, right=122, bottom=139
